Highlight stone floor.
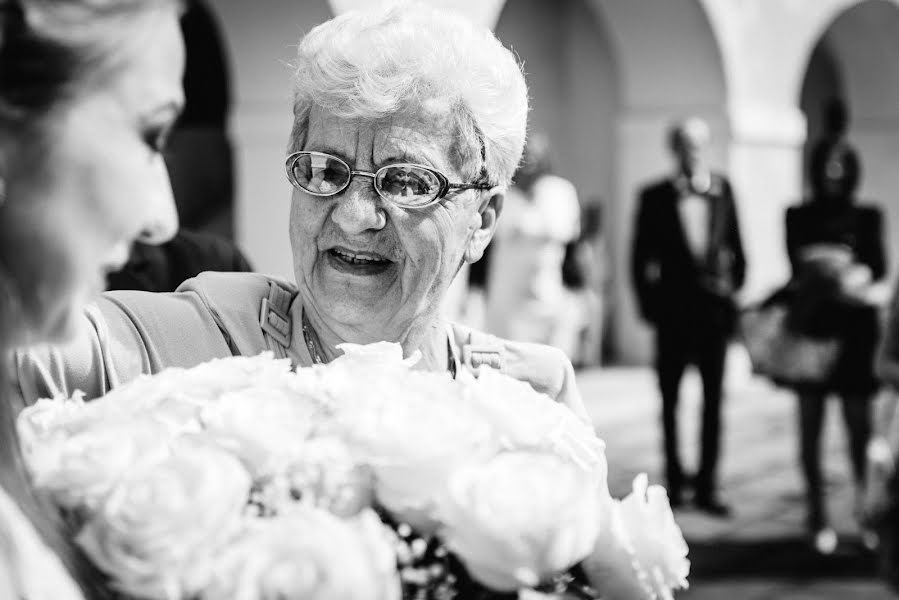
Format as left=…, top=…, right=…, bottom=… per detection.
left=576, top=356, right=896, bottom=599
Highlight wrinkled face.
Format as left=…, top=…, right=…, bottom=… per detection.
left=290, top=105, right=492, bottom=342
left=0, top=9, right=184, bottom=344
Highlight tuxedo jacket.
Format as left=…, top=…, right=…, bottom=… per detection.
left=630, top=173, right=746, bottom=330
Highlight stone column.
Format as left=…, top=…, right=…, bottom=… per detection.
left=726, top=103, right=806, bottom=303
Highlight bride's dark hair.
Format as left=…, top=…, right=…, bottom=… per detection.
left=0, top=0, right=179, bottom=595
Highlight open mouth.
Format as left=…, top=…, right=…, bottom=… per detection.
left=326, top=247, right=393, bottom=275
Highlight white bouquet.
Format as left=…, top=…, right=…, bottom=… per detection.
left=17, top=344, right=689, bottom=600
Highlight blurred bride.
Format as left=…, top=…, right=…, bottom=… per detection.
left=0, top=1, right=184, bottom=596
left=485, top=133, right=582, bottom=351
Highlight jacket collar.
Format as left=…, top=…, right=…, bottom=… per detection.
left=673, top=171, right=719, bottom=197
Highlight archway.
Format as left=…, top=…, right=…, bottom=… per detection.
left=494, top=0, right=618, bottom=210
left=799, top=0, right=899, bottom=280
left=492, top=0, right=618, bottom=361
left=492, top=0, right=729, bottom=363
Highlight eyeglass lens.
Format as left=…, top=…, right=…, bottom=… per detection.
left=375, top=165, right=441, bottom=204
left=290, top=153, right=347, bottom=195
left=290, top=153, right=443, bottom=206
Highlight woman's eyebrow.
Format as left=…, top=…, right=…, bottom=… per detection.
left=143, top=100, right=184, bottom=123
left=308, top=146, right=353, bottom=163
left=381, top=148, right=434, bottom=166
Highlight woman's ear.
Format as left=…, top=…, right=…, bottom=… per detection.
left=464, top=189, right=503, bottom=264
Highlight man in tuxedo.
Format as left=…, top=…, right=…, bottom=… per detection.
left=630, top=117, right=746, bottom=516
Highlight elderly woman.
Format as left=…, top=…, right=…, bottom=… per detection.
left=12, top=5, right=587, bottom=422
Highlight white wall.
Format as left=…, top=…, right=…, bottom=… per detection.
left=215, top=0, right=334, bottom=280
left=329, top=0, right=505, bottom=28
left=828, top=1, right=899, bottom=282
left=494, top=0, right=568, bottom=158
left=561, top=1, right=618, bottom=209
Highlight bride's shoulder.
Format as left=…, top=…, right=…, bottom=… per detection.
left=0, top=487, right=84, bottom=600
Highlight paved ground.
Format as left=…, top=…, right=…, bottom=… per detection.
left=576, top=353, right=896, bottom=599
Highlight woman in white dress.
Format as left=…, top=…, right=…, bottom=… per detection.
left=0, top=1, right=184, bottom=596
left=485, top=134, right=582, bottom=350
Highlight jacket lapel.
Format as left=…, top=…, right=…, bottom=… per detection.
left=703, top=176, right=725, bottom=266
left=667, top=178, right=695, bottom=260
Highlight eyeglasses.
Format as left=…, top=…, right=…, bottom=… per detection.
left=285, top=150, right=492, bottom=209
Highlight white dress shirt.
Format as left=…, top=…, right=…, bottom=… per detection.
left=676, top=172, right=711, bottom=260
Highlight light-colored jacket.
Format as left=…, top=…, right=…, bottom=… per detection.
left=12, top=272, right=588, bottom=422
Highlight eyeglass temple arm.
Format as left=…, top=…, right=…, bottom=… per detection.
left=447, top=182, right=493, bottom=190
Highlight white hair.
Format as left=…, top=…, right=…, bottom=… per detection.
left=289, top=3, right=528, bottom=187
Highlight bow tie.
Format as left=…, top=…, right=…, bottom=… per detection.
left=675, top=174, right=712, bottom=196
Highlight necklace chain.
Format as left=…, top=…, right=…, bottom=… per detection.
left=301, top=310, right=325, bottom=365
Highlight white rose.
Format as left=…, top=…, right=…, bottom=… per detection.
left=463, top=368, right=607, bottom=474
left=201, top=386, right=321, bottom=477
left=99, top=353, right=298, bottom=414
left=202, top=507, right=400, bottom=600
left=21, top=413, right=172, bottom=511
left=17, top=394, right=90, bottom=444
left=439, top=451, right=602, bottom=591
left=77, top=437, right=252, bottom=599
left=332, top=341, right=420, bottom=368
left=161, top=353, right=297, bottom=401
left=327, top=367, right=495, bottom=531
left=582, top=474, right=689, bottom=600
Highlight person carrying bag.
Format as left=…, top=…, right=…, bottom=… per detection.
left=748, top=127, right=887, bottom=554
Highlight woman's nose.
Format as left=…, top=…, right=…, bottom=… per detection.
left=137, top=161, right=179, bottom=245
left=330, top=181, right=386, bottom=235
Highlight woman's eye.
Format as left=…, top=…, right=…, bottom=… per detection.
left=143, top=125, right=173, bottom=153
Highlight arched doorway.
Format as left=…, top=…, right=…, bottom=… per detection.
left=799, top=0, right=899, bottom=280
left=491, top=0, right=729, bottom=364
left=492, top=0, right=618, bottom=362
left=494, top=0, right=618, bottom=210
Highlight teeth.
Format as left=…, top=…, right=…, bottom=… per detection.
left=332, top=249, right=388, bottom=265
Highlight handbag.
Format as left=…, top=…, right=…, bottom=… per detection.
left=740, top=303, right=840, bottom=386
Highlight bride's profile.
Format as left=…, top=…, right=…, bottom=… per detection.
left=0, top=0, right=184, bottom=596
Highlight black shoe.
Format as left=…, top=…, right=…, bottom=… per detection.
left=694, top=496, right=733, bottom=518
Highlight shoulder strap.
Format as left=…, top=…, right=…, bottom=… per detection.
left=259, top=281, right=296, bottom=358
left=460, top=327, right=505, bottom=373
